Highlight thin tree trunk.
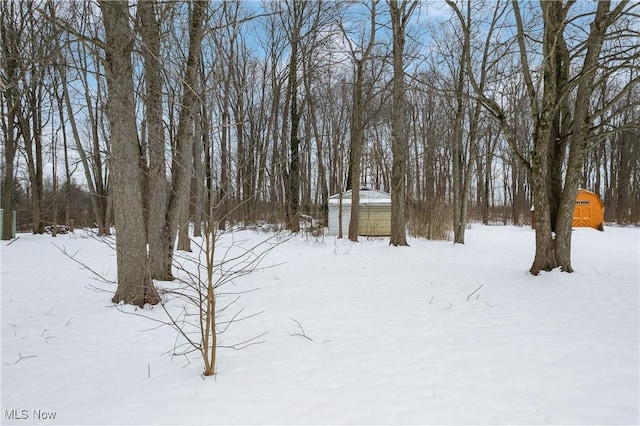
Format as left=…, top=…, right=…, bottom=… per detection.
left=388, top=0, right=416, bottom=247
left=0, top=1, right=18, bottom=240
left=58, top=60, right=107, bottom=234
left=346, top=1, right=377, bottom=242
left=177, top=197, right=192, bottom=251
left=17, top=94, right=45, bottom=234
left=285, top=0, right=305, bottom=233
left=348, top=64, right=365, bottom=242
left=158, top=0, right=206, bottom=279
left=193, top=98, right=204, bottom=237
left=139, top=0, right=168, bottom=279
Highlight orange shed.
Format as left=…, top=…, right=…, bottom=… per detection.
left=530, top=189, right=605, bottom=231
left=573, top=189, right=604, bottom=231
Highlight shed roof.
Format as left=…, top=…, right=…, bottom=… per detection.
left=328, top=187, right=391, bottom=206
left=531, top=188, right=604, bottom=212
left=577, top=188, right=604, bottom=207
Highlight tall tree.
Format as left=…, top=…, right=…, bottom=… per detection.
left=342, top=0, right=378, bottom=242
left=0, top=0, right=20, bottom=240
left=388, top=0, right=417, bottom=246
left=65, top=8, right=114, bottom=236
left=3, top=0, right=56, bottom=235
left=448, top=0, right=640, bottom=273
left=449, top=1, right=504, bottom=242
left=153, top=0, right=206, bottom=279
left=283, top=0, right=305, bottom=233
left=138, top=0, right=168, bottom=277
left=99, top=0, right=160, bottom=306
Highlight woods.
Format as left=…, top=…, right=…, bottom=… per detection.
left=1, top=1, right=639, bottom=296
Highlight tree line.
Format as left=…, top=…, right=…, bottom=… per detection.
left=1, top=0, right=639, bottom=302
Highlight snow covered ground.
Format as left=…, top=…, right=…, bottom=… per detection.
left=1, top=224, right=638, bottom=425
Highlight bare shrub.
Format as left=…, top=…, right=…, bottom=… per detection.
left=56, top=220, right=287, bottom=377
left=159, top=223, right=288, bottom=376
left=407, top=199, right=452, bottom=241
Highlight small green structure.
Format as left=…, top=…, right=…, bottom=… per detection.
left=0, top=209, right=17, bottom=239
left=327, top=188, right=392, bottom=236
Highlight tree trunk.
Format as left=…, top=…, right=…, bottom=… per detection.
left=447, top=0, right=630, bottom=274
left=193, top=98, right=204, bottom=237
left=348, top=64, right=365, bottom=242
left=218, top=101, right=230, bottom=231
left=59, top=60, right=107, bottom=234
left=451, top=55, right=465, bottom=244
left=0, top=93, right=17, bottom=240
left=177, top=197, right=192, bottom=252
left=346, top=1, right=377, bottom=242
left=0, top=1, right=18, bottom=240
left=529, top=148, right=557, bottom=274
left=303, top=69, right=329, bottom=227
left=544, top=1, right=617, bottom=273
left=139, top=0, right=169, bottom=279
left=99, top=0, right=160, bottom=307
left=157, top=0, right=206, bottom=279
left=17, top=95, right=45, bottom=234
left=388, top=0, right=416, bottom=247
left=284, top=0, right=305, bottom=233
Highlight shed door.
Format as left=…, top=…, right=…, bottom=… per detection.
left=573, top=205, right=592, bottom=227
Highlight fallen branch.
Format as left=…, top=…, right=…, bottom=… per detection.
left=467, top=284, right=484, bottom=301
left=219, top=331, right=269, bottom=350
left=4, top=352, right=37, bottom=365
left=290, top=318, right=313, bottom=342
left=6, top=236, right=20, bottom=246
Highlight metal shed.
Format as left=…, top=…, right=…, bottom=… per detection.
left=327, top=188, right=391, bottom=236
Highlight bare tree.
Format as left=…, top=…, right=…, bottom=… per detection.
left=46, top=0, right=114, bottom=236
left=138, top=0, right=169, bottom=275
left=0, top=0, right=20, bottom=240
left=99, top=0, right=160, bottom=306
left=282, top=0, right=305, bottom=233
left=70, top=17, right=113, bottom=234
left=275, top=0, right=331, bottom=232
left=153, top=0, right=206, bottom=280
left=448, top=0, right=640, bottom=273
left=388, top=0, right=417, bottom=247
left=340, top=1, right=379, bottom=242
left=451, top=1, right=510, bottom=241
left=2, top=1, right=57, bottom=235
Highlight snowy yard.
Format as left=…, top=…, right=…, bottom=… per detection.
left=1, top=225, right=638, bottom=425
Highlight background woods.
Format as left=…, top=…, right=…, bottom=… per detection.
left=1, top=1, right=639, bottom=283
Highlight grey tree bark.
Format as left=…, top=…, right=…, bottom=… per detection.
left=0, top=0, right=19, bottom=240
left=99, top=0, right=160, bottom=306
left=155, top=0, right=206, bottom=279
left=284, top=0, right=305, bottom=233
left=138, top=0, right=168, bottom=278
left=343, top=0, right=378, bottom=242
left=388, top=0, right=416, bottom=247
left=193, top=95, right=204, bottom=237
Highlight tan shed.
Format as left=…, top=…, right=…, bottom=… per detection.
left=327, top=188, right=391, bottom=236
